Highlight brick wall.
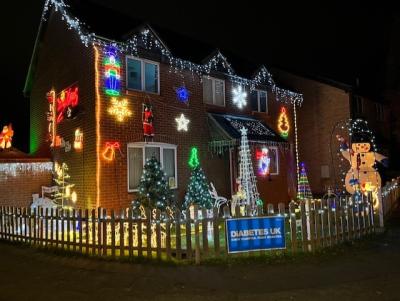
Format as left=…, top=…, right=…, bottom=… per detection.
left=272, top=70, right=352, bottom=195
left=29, top=10, right=97, bottom=208
left=0, top=161, right=52, bottom=208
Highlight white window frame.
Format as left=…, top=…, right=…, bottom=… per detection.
left=251, top=89, right=268, bottom=113
left=202, top=76, right=225, bottom=106
left=127, top=142, right=178, bottom=192
left=126, top=56, right=160, bottom=94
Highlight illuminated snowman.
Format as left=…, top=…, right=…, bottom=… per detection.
left=337, top=136, right=386, bottom=195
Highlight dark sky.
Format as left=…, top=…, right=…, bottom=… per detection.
left=0, top=0, right=397, bottom=152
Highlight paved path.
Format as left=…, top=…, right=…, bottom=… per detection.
left=1, top=208, right=399, bottom=301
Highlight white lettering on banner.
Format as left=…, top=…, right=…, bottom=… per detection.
left=230, top=227, right=281, bottom=239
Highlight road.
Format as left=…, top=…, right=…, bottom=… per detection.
left=0, top=209, right=399, bottom=301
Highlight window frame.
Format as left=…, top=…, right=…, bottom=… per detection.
left=202, top=76, right=226, bottom=107
left=125, top=56, right=160, bottom=94
left=251, top=89, right=268, bottom=113
left=127, top=142, right=178, bottom=192
left=267, top=146, right=279, bottom=176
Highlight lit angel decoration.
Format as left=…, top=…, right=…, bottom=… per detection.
left=232, top=86, right=247, bottom=109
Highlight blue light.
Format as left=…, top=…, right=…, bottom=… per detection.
left=176, top=86, right=190, bottom=103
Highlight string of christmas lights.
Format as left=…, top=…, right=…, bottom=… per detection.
left=0, top=162, right=53, bottom=177
left=42, top=0, right=303, bottom=106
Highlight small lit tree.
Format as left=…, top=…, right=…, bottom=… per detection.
left=183, top=147, right=213, bottom=209
left=297, top=162, right=313, bottom=200
left=137, top=156, right=172, bottom=210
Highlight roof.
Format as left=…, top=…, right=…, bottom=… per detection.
left=0, top=148, right=51, bottom=163
left=24, top=0, right=284, bottom=96
left=208, top=113, right=287, bottom=144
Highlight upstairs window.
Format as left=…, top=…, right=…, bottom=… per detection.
left=126, top=57, right=159, bottom=93
left=203, top=76, right=225, bottom=106
left=375, top=103, right=385, bottom=121
left=353, top=96, right=364, bottom=115
left=250, top=90, right=268, bottom=113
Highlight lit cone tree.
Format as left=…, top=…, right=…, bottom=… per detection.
left=278, top=107, right=289, bottom=138
left=238, top=127, right=260, bottom=212
left=183, top=147, right=213, bottom=209
left=297, top=162, right=313, bottom=200
left=137, top=156, right=172, bottom=211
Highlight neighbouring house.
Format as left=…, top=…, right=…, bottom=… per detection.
left=25, top=0, right=304, bottom=210
left=0, top=148, right=52, bottom=207
left=273, top=69, right=391, bottom=196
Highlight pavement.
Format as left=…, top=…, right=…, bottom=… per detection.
left=0, top=206, right=399, bottom=301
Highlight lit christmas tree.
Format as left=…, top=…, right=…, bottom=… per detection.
left=278, top=107, right=289, bottom=138
left=297, top=162, right=313, bottom=200
left=137, top=156, right=172, bottom=210
left=54, top=162, right=76, bottom=207
left=183, top=147, right=213, bottom=209
left=238, top=127, right=260, bottom=213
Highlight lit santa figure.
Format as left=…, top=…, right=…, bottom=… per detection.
left=143, top=104, right=154, bottom=137
left=0, top=124, right=14, bottom=150
left=256, top=147, right=270, bottom=176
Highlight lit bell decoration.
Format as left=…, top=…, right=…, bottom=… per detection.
left=102, top=142, right=121, bottom=161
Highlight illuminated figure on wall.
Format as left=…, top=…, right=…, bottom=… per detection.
left=0, top=124, right=14, bottom=150
left=278, top=107, right=289, bottom=138
left=256, top=147, right=270, bottom=176
left=56, top=86, right=79, bottom=123
left=104, top=46, right=121, bottom=96
left=143, top=103, right=154, bottom=137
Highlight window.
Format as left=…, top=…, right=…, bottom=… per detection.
left=375, top=103, right=385, bottom=121
left=203, top=76, right=225, bottom=106
left=353, top=96, right=363, bottom=114
left=126, top=57, right=159, bottom=93
left=127, top=143, right=177, bottom=191
left=250, top=90, right=268, bottom=113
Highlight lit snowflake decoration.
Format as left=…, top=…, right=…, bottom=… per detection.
left=175, top=86, right=190, bottom=103
left=232, top=86, right=247, bottom=109
left=175, top=113, right=190, bottom=131
left=108, top=97, right=132, bottom=122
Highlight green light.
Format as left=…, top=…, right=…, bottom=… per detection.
left=188, top=147, right=200, bottom=169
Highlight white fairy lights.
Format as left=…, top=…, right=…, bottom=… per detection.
left=232, top=86, right=247, bottom=109
left=175, top=114, right=190, bottom=132
left=0, top=162, right=53, bottom=177
left=42, top=0, right=304, bottom=106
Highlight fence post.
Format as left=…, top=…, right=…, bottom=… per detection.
left=378, top=188, right=384, bottom=228
left=102, top=209, right=107, bottom=256
left=165, top=213, right=171, bottom=261
left=213, top=207, right=220, bottom=257
left=110, top=209, right=115, bottom=258
left=120, top=209, right=125, bottom=257
left=289, top=201, right=297, bottom=253
left=185, top=208, right=192, bottom=260
left=300, top=201, right=309, bottom=252
left=78, top=209, right=83, bottom=253
left=137, top=213, right=143, bottom=257
left=91, top=209, right=96, bottom=255
left=175, top=209, right=181, bottom=260
left=84, top=209, right=89, bottom=255
left=146, top=208, right=152, bottom=259
left=307, top=200, right=316, bottom=252
left=156, top=209, right=161, bottom=260
left=194, top=205, right=201, bottom=264
left=201, top=208, right=209, bottom=258
left=128, top=208, right=133, bottom=258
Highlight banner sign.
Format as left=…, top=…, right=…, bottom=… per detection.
left=225, top=216, right=286, bottom=253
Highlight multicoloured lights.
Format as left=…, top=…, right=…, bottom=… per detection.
left=56, top=86, right=79, bottom=123
left=104, top=46, right=121, bottom=96
left=278, top=107, right=289, bottom=138
left=256, top=147, right=270, bottom=176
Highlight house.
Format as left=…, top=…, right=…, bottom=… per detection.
left=273, top=69, right=391, bottom=196
left=25, top=0, right=303, bottom=210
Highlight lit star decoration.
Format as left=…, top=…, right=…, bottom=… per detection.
left=175, top=86, right=190, bottom=103
left=175, top=113, right=190, bottom=132
left=232, top=86, right=247, bottom=109
left=108, top=97, right=132, bottom=122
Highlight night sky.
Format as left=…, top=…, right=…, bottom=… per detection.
left=1, top=0, right=396, bottom=153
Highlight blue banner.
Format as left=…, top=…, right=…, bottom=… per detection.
left=225, top=216, right=286, bottom=253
